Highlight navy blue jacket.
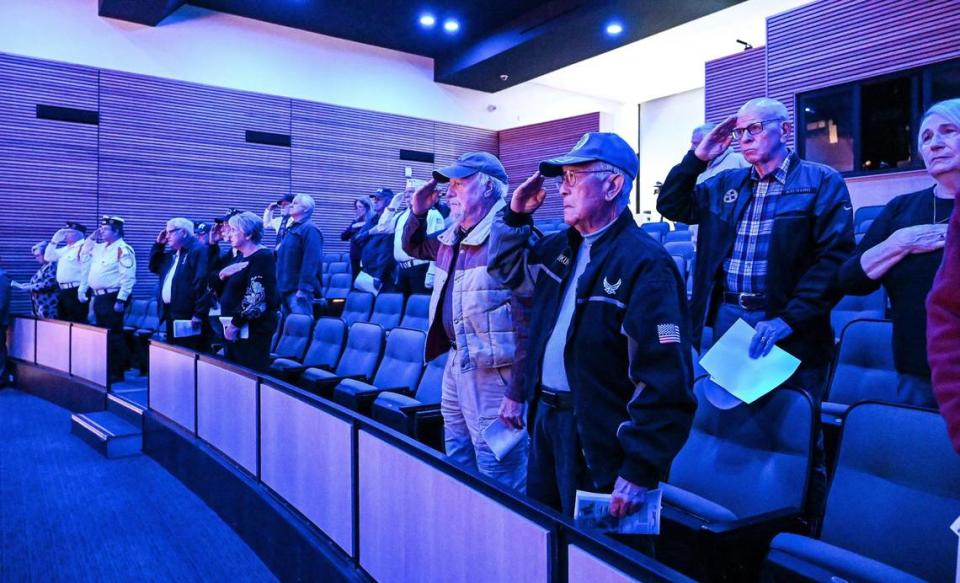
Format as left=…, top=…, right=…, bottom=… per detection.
left=148, top=237, right=210, bottom=322
left=658, top=151, right=855, bottom=367
left=490, top=208, right=696, bottom=490
left=276, top=219, right=323, bottom=296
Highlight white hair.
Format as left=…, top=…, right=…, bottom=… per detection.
left=166, top=217, right=195, bottom=236
left=919, top=98, right=960, bottom=151
left=293, top=193, right=315, bottom=214
left=738, top=97, right=790, bottom=121
left=591, top=161, right=634, bottom=210
left=228, top=212, right=264, bottom=244
left=476, top=172, right=509, bottom=201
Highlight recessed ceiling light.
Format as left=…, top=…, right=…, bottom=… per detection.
left=443, top=19, right=460, bottom=33
left=605, top=22, right=624, bottom=36
left=419, top=14, right=436, bottom=28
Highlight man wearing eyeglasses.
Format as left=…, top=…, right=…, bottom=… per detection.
left=658, top=98, right=855, bottom=516
left=149, top=217, right=210, bottom=351
left=489, top=133, right=696, bottom=528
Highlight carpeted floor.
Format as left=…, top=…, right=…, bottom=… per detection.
left=0, top=390, right=276, bottom=582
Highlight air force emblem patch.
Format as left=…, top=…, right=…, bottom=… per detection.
left=603, top=277, right=622, bottom=295
left=723, top=189, right=739, bottom=204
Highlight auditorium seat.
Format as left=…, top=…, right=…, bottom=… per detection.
left=299, top=322, right=384, bottom=398
left=371, top=352, right=447, bottom=436
left=322, top=252, right=340, bottom=264
left=326, top=273, right=353, bottom=302
left=122, top=299, right=149, bottom=332
left=670, top=255, right=687, bottom=280
left=332, top=327, right=426, bottom=414
left=855, top=218, right=875, bottom=235
left=854, top=205, right=883, bottom=233
left=269, top=317, right=345, bottom=381
left=830, top=287, right=886, bottom=342
left=673, top=222, right=689, bottom=231
left=270, top=315, right=283, bottom=352
left=663, top=241, right=695, bottom=262
left=341, top=291, right=374, bottom=326
left=328, top=261, right=350, bottom=275
left=657, top=380, right=814, bottom=581
left=399, top=294, right=430, bottom=332
left=641, top=221, right=670, bottom=241
left=269, top=314, right=313, bottom=361
left=369, top=292, right=404, bottom=331
left=131, top=300, right=161, bottom=374
left=764, top=402, right=960, bottom=583
left=821, top=319, right=897, bottom=426
left=664, top=230, right=693, bottom=243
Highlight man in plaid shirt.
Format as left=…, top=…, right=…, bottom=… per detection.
left=658, top=98, right=855, bottom=517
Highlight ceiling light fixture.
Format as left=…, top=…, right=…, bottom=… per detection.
left=605, top=22, right=624, bottom=36
left=443, top=19, right=460, bottom=33
left=419, top=14, right=436, bottom=28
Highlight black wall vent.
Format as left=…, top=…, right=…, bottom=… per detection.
left=399, top=149, right=435, bottom=163
left=245, top=130, right=291, bottom=147
left=36, top=105, right=99, bottom=125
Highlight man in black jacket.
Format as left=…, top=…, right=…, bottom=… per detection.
left=657, top=97, right=855, bottom=515
left=490, top=132, right=696, bottom=524
left=276, top=193, right=323, bottom=318
left=149, top=217, right=210, bottom=351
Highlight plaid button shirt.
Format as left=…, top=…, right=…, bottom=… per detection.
left=723, top=155, right=792, bottom=294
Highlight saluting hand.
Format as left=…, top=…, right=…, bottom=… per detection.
left=410, top=178, right=439, bottom=215
left=156, top=229, right=168, bottom=244
left=510, top=172, right=546, bottom=215
left=694, top=115, right=737, bottom=162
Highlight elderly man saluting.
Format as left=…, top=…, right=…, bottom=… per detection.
left=489, top=132, right=696, bottom=523
left=402, top=152, right=529, bottom=492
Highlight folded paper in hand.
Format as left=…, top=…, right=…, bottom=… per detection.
left=354, top=271, right=381, bottom=296
left=218, top=317, right=249, bottom=339
left=481, top=418, right=526, bottom=461
left=574, top=489, right=663, bottom=535
left=172, top=319, right=201, bottom=338
left=699, top=318, right=801, bottom=406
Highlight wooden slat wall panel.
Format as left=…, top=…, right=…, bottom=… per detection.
left=98, top=71, right=291, bottom=302
left=434, top=122, right=500, bottom=175
left=499, top=113, right=601, bottom=220
left=767, top=0, right=960, bottom=144
left=0, top=54, right=99, bottom=314
left=705, top=47, right=767, bottom=124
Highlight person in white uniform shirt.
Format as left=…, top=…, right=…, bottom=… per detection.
left=44, top=221, right=91, bottom=322
left=262, top=193, right=294, bottom=248
left=80, top=216, right=137, bottom=382
left=391, top=180, right=445, bottom=295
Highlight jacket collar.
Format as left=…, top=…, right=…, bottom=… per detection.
left=563, top=207, right=635, bottom=250
left=438, top=198, right=506, bottom=246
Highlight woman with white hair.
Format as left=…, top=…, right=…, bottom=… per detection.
left=11, top=241, right=59, bottom=318
left=838, top=97, right=960, bottom=409
left=214, top=212, right=280, bottom=372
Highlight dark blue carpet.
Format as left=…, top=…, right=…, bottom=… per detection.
left=0, top=390, right=276, bottom=582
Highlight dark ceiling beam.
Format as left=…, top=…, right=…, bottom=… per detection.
left=99, top=0, right=186, bottom=26
left=435, top=0, right=745, bottom=93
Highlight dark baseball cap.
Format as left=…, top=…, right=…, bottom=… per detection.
left=539, top=132, right=638, bottom=180
left=370, top=188, right=394, bottom=200
left=65, top=221, right=87, bottom=234
left=215, top=208, right=243, bottom=223
left=433, top=152, right=508, bottom=185
left=100, top=215, right=125, bottom=228
left=195, top=221, right=212, bottom=235
left=276, top=193, right=295, bottom=205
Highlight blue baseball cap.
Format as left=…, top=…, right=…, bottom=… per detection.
left=433, top=152, right=509, bottom=185
left=539, top=132, right=638, bottom=180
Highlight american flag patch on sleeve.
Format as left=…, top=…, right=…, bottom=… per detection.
left=657, top=323, right=681, bottom=344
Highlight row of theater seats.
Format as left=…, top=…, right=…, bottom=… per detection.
left=265, top=294, right=445, bottom=447
left=658, top=378, right=959, bottom=582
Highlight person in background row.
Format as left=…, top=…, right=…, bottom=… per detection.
left=658, top=98, right=855, bottom=519
left=0, top=256, right=10, bottom=386
left=44, top=221, right=90, bottom=322
left=11, top=241, right=59, bottom=319
left=214, top=212, right=280, bottom=372
left=691, top=122, right=750, bottom=184
left=195, top=221, right=213, bottom=246
left=263, top=193, right=294, bottom=248
left=491, top=133, right=695, bottom=528
left=277, top=193, right=323, bottom=318
left=79, top=216, right=137, bottom=383
left=839, top=99, right=960, bottom=409
left=925, top=98, right=960, bottom=453
left=404, top=152, right=530, bottom=491
left=391, top=180, right=444, bottom=294
left=356, top=188, right=397, bottom=291
left=341, top=197, right=375, bottom=277
left=149, top=218, right=210, bottom=351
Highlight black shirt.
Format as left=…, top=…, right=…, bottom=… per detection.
left=837, top=188, right=952, bottom=377
left=215, top=248, right=280, bottom=335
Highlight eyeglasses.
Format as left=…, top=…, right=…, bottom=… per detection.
left=553, top=169, right=613, bottom=188
left=731, top=118, right=784, bottom=140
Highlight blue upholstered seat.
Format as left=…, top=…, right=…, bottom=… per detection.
left=369, top=292, right=404, bottom=332
left=269, top=317, right=344, bottom=376
left=821, top=319, right=897, bottom=424
left=830, top=287, right=886, bottom=342
left=854, top=205, right=883, bottom=233
left=663, top=241, right=695, bottom=261
left=372, top=352, right=448, bottom=434
left=640, top=221, right=670, bottom=239
left=341, top=291, right=374, bottom=326
left=328, top=261, right=350, bottom=275
left=333, top=327, right=426, bottom=413
left=325, top=273, right=353, bottom=301
left=399, top=294, right=430, bottom=332
left=299, top=322, right=383, bottom=397
left=664, top=230, right=693, bottom=243
left=269, top=314, right=313, bottom=361
left=764, top=403, right=960, bottom=582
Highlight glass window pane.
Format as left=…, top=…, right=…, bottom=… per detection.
left=800, top=88, right=854, bottom=173
left=930, top=59, right=960, bottom=104
left=861, top=76, right=914, bottom=171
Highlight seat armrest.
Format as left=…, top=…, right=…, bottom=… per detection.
left=300, top=373, right=369, bottom=399
left=702, top=507, right=806, bottom=537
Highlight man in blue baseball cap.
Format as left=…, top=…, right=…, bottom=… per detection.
left=489, top=133, right=695, bottom=534
left=401, top=151, right=531, bottom=492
